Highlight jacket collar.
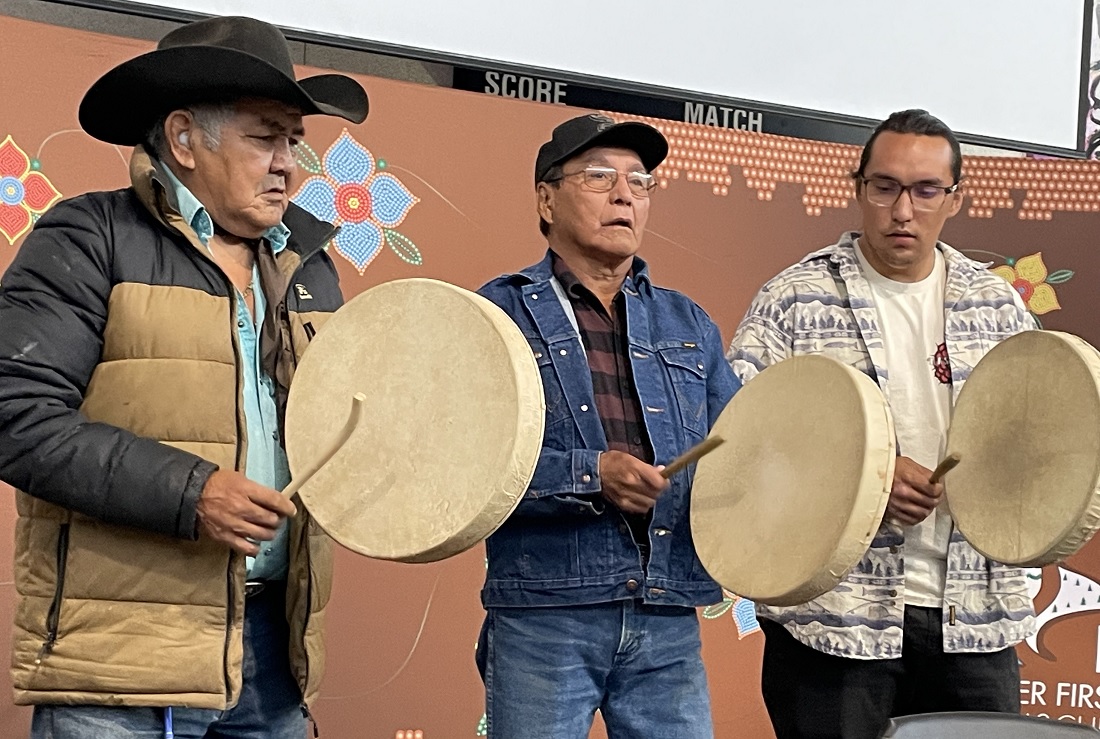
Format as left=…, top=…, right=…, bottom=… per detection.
left=803, top=230, right=991, bottom=283
left=510, top=249, right=654, bottom=295
left=129, top=146, right=337, bottom=259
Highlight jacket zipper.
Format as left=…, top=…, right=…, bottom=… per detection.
left=36, top=523, right=70, bottom=664
left=281, top=236, right=335, bottom=712
left=223, top=283, right=245, bottom=704
left=293, top=369, right=315, bottom=717
left=300, top=522, right=314, bottom=699
left=300, top=702, right=320, bottom=737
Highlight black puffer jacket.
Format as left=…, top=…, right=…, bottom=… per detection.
left=0, top=148, right=343, bottom=708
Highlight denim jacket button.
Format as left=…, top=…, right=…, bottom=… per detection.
left=580, top=404, right=589, bottom=412
left=559, top=349, right=568, bottom=356
left=581, top=474, right=591, bottom=483
left=626, top=579, right=639, bottom=592
left=530, top=293, right=539, bottom=300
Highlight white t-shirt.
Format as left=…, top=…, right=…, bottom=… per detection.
left=855, top=241, right=953, bottom=608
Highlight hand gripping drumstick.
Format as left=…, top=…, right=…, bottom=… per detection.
left=660, top=436, right=726, bottom=479
left=883, top=452, right=961, bottom=527
left=930, top=453, right=961, bottom=485
left=282, top=392, right=368, bottom=498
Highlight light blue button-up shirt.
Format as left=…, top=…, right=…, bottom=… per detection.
left=161, top=164, right=292, bottom=580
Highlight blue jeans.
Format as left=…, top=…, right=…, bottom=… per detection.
left=476, top=601, right=714, bottom=739
left=30, top=585, right=306, bottom=739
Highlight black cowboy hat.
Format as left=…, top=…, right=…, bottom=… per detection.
left=78, top=15, right=369, bottom=146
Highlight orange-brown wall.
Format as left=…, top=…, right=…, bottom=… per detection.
left=4, top=13, right=1100, bottom=738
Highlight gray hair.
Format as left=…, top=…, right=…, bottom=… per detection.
left=144, top=102, right=237, bottom=160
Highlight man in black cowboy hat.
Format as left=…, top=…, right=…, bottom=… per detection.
left=0, top=15, right=367, bottom=738
left=474, top=114, right=740, bottom=737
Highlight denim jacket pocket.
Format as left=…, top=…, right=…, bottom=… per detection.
left=519, top=523, right=581, bottom=580
left=657, top=344, right=708, bottom=440
left=529, top=337, right=571, bottom=432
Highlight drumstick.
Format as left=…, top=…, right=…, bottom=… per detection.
left=282, top=392, right=367, bottom=498
left=883, top=452, right=962, bottom=526
left=660, top=436, right=725, bottom=479
left=930, top=453, right=961, bottom=485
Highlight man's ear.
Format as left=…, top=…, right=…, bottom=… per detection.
left=536, top=182, right=556, bottom=227
left=164, top=110, right=198, bottom=170
left=946, top=184, right=964, bottom=218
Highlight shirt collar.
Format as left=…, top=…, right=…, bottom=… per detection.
left=157, top=160, right=290, bottom=254
left=550, top=250, right=637, bottom=299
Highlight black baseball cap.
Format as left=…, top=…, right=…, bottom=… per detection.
left=534, top=113, right=668, bottom=184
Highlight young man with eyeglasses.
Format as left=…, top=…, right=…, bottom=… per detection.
left=474, top=113, right=740, bottom=738
left=727, top=109, right=1036, bottom=739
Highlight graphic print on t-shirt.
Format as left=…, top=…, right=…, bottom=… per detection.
left=931, top=342, right=951, bottom=385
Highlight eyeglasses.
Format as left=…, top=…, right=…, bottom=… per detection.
left=548, top=166, right=658, bottom=198
left=859, top=176, right=960, bottom=211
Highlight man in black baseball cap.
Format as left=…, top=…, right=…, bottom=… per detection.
left=533, top=113, right=668, bottom=185
left=474, top=113, right=740, bottom=738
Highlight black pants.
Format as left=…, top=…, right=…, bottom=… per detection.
left=760, top=607, right=1020, bottom=739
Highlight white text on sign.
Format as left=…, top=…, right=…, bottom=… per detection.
left=484, top=72, right=566, bottom=104
left=684, top=103, right=763, bottom=131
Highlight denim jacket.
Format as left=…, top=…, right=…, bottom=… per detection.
left=477, top=251, right=740, bottom=609
left=728, top=232, right=1037, bottom=658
